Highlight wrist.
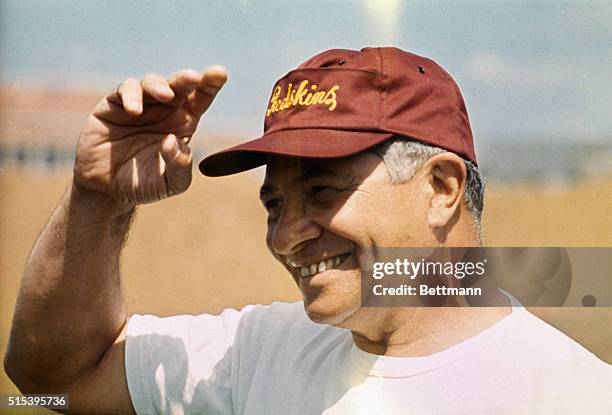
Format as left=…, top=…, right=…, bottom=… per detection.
left=70, top=180, right=136, bottom=218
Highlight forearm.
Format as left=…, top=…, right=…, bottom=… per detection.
left=5, top=181, right=135, bottom=390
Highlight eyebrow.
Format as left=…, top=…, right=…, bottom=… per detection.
left=301, top=169, right=346, bottom=183
left=259, top=169, right=357, bottom=198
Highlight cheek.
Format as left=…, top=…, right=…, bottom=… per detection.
left=329, top=188, right=428, bottom=246
left=327, top=193, right=395, bottom=242
left=324, top=205, right=375, bottom=246
left=326, top=192, right=380, bottom=237
left=302, top=270, right=362, bottom=324
left=265, top=223, right=282, bottom=262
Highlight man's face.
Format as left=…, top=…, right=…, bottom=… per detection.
left=260, top=152, right=432, bottom=326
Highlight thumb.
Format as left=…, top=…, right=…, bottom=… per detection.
left=161, top=134, right=193, bottom=195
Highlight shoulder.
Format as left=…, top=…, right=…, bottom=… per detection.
left=471, top=307, right=611, bottom=412
left=245, top=300, right=306, bottom=320
left=237, top=301, right=344, bottom=343
left=507, top=308, right=611, bottom=390
left=127, top=301, right=339, bottom=347
left=515, top=309, right=607, bottom=364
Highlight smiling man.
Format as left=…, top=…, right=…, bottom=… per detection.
left=5, top=48, right=610, bottom=414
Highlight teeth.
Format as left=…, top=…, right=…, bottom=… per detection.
left=289, top=254, right=348, bottom=277
left=286, top=258, right=300, bottom=267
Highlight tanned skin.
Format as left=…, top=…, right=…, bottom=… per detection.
left=4, top=67, right=228, bottom=414
left=4, top=65, right=510, bottom=414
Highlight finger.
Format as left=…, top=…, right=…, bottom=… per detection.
left=168, top=69, right=201, bottom=99
left=116, top=78, right=143, bottom=116
left=160, top=69, right=202, bottom=109
left=160, top=134, right=193, bottom=194
left=188, top=65, right=228, bottom=117
left=93, top=97, right=176, bottom=127
left=142, top=73, right=175, bottom=103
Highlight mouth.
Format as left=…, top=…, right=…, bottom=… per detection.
left=284, top=253, right=352, bottom=278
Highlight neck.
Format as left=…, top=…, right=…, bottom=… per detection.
left=351, top=223, right=499, bottom=356
left=350, top=300, right=510, bottom=356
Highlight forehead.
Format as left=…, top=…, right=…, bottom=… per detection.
left=262, top=152, right=382, bottom=187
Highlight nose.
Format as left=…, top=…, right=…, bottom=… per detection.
left=268, top=200, right=321, bottom=256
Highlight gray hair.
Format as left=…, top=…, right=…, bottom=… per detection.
left=370, top=137, right=485, bottom=240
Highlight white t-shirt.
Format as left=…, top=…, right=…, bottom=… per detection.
left=125, top=300, right=611, bottom=415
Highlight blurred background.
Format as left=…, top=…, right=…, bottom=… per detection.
left=1, top=0, right=611, bottom=409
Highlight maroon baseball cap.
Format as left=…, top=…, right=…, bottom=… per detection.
left=199, top=47, right=475, bottom=177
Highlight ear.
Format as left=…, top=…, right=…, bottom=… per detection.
left=423, top=153, right=467, bottom=228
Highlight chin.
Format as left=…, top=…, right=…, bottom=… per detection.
left=303, top=296, right=359, bottom=326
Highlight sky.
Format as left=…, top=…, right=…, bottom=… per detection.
left=1, top=0, right=611, bottom=145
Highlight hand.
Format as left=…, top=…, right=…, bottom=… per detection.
left=74, top=66, right=227, bottom=205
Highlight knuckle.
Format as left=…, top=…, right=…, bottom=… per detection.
left=180, top=68, right=199, bottom=79
left=118, top=78, right=140, bottom=96
left=124, top=77, right=139, bottom=86
left=175, top=125, right=193, bottom=137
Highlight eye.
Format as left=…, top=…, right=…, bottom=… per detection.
left=263, top=198, right=282, bottom=219
left=309, top=185, right=337, bottom=201
left=311, top=185, right=330, bottom=194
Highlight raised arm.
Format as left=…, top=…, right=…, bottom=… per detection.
left=4, top=67, right=227, bottom=414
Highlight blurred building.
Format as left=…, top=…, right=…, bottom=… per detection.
left=1, top=86, right=611, bottom=184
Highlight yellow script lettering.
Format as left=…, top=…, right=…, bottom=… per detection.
left=266, top=80, right=340, bottom=116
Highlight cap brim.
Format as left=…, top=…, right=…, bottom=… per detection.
left=199, top=129, right=395, bottom=177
